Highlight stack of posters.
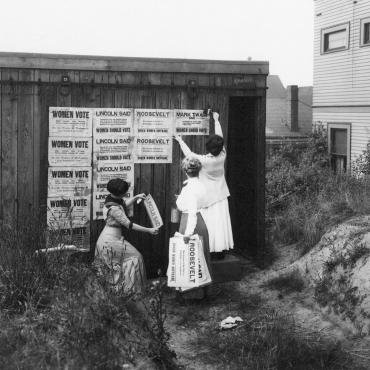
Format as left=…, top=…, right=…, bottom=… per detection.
left=92, top=108, right=135, bottom=219
left=47, top=107, right=92, bottom=250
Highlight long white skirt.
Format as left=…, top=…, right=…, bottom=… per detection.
left=200, top=198, right=234, bottom=253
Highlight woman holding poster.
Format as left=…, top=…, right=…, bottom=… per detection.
left=176, top=157, right=212, bottom=299
left=174, top=111, right=234, bottom=257
left=95, top=178, right=160, bottom=294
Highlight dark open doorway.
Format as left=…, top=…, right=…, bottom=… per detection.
left=227, top=97, right=258, bottom=257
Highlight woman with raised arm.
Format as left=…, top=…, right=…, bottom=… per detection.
left=174, top=112, right=234, bottom=257
left=95, top=178, right=160, bottom=294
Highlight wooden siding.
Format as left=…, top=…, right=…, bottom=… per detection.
left=313, top=0, right=370, bottom=106
left=0, top=64, right=267, bottom=274
left=313, top=108, right=370, bottom=161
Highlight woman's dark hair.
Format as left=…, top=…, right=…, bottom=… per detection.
left=107, top=178, right=129, bottom=196
left=206, top=134, right=224, bottom=156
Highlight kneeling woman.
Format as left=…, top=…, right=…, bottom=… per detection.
left=95, top=178, right=160, bottom=294
left=176, top=157, right=212, bottom=298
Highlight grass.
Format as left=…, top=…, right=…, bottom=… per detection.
left=194, top=299, right=361, bottom=370
left=263, top=269, right=305, bottom=294
left=0, top=218, right=176, bottom=369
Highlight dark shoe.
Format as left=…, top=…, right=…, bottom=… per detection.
left=210, top=251, right=226, bottom=260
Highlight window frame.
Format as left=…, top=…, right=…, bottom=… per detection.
left=321, top=22, right=350, bottom=54
left=327, top=123, right=351, bottom=173
left=360, top=17, right=370, bottom=47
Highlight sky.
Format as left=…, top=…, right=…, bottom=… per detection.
left=0, top=0, right=314, bottom=86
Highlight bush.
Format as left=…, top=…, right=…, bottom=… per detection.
left=266, top=135, right=370, bottom=254
left=0, top=218, right=68, bottom=312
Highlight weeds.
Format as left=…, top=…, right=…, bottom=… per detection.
left=196, top=307, right=357, bottom=370
left=267, top=134, right=370, bottom=255
left=314, top=241, right=369, bottom=324
left=0, top=219, right=68, bottom=312
left=264, top=269, right=305, bottom=294
left=0, top=216, right=173, bottom=369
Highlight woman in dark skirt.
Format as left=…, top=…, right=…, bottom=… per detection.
left=176, top=157, right=213, bottom=299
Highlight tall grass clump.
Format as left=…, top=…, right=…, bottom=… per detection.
left=0, top=216, right=175, bottom=369
left=0, top=217, right=68, bottom=312
left=266, top=132, right=370, bottom=255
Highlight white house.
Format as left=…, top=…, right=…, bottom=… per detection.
left=313, top=0, right=370, bottom=172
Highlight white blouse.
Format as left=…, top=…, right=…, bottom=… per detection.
left=176, top=177, right=207, bottom=236
left=177, top=116, right=230, bottom=207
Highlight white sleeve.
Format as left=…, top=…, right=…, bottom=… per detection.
left=178, top=138, right=211, bottom=164
left=213, top=112, right=223, bottom=138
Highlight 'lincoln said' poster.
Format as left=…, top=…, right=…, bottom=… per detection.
left=93, top=162, right=134, bottom=219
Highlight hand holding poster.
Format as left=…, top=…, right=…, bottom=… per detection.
left=143, top=194, right=163, bottom=228
left=175, top=109, right=209, bottom=135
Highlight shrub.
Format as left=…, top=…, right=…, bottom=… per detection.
left=267, top=135, right=370, bottom=254
left=0, top=218, right=68, bottom=312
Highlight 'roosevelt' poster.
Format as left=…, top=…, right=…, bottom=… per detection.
left=133, top=136, right=172, bottom=163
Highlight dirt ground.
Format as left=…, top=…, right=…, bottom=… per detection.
left=165, top=245, right=370, bottom=369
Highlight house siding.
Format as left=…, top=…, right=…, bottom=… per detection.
left=313, top=0, right=370, bottom=106
left=313, top=0, right=370, bottom=163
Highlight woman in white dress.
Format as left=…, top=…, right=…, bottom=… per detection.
left=95, top=178, right=160, bottom=294
left=176, top=157, right=212, bottom=299
left=174, top=112, right=234, bottom=256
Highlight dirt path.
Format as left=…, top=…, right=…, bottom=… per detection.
left=165, top=246, right=370, bottom=369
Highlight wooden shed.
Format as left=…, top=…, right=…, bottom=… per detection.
left=0, top=52, right=268, bottom=275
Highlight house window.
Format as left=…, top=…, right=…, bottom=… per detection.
left=321, top=23, right=350, bottom=53
left=360, top=17, right=370, bottom=46
left=328, top=123, right=351, bottom=173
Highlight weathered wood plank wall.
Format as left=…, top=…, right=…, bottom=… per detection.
left=0, top=67, right=266, bottom=274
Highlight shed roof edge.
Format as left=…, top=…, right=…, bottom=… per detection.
left=0, top=52, right=269, bottom=75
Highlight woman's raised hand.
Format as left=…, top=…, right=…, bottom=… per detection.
left=135, top=193, right=146, bottom=200
left=173, top=135, right=182, bottom=142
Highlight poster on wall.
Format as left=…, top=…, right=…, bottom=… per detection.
left=135, top=109, right=173, bottom=135
left=93, top=135, right=134, bottom=163
left=47, top=196, right=90, bottom=229
left=48, top=137, right=92, bottom=166
left=49, top=107, right=92, bottom=137
left=47, top=224, right=91, bottom=250
left=48, top=167, right=92, bottom=197
left=93, top=162, right=134, bottom=219
left=93, top=108, right=133, bottom=135
left=174, top=110, right=209, bottom=135
left=133, top=136, right=173, bottom=163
